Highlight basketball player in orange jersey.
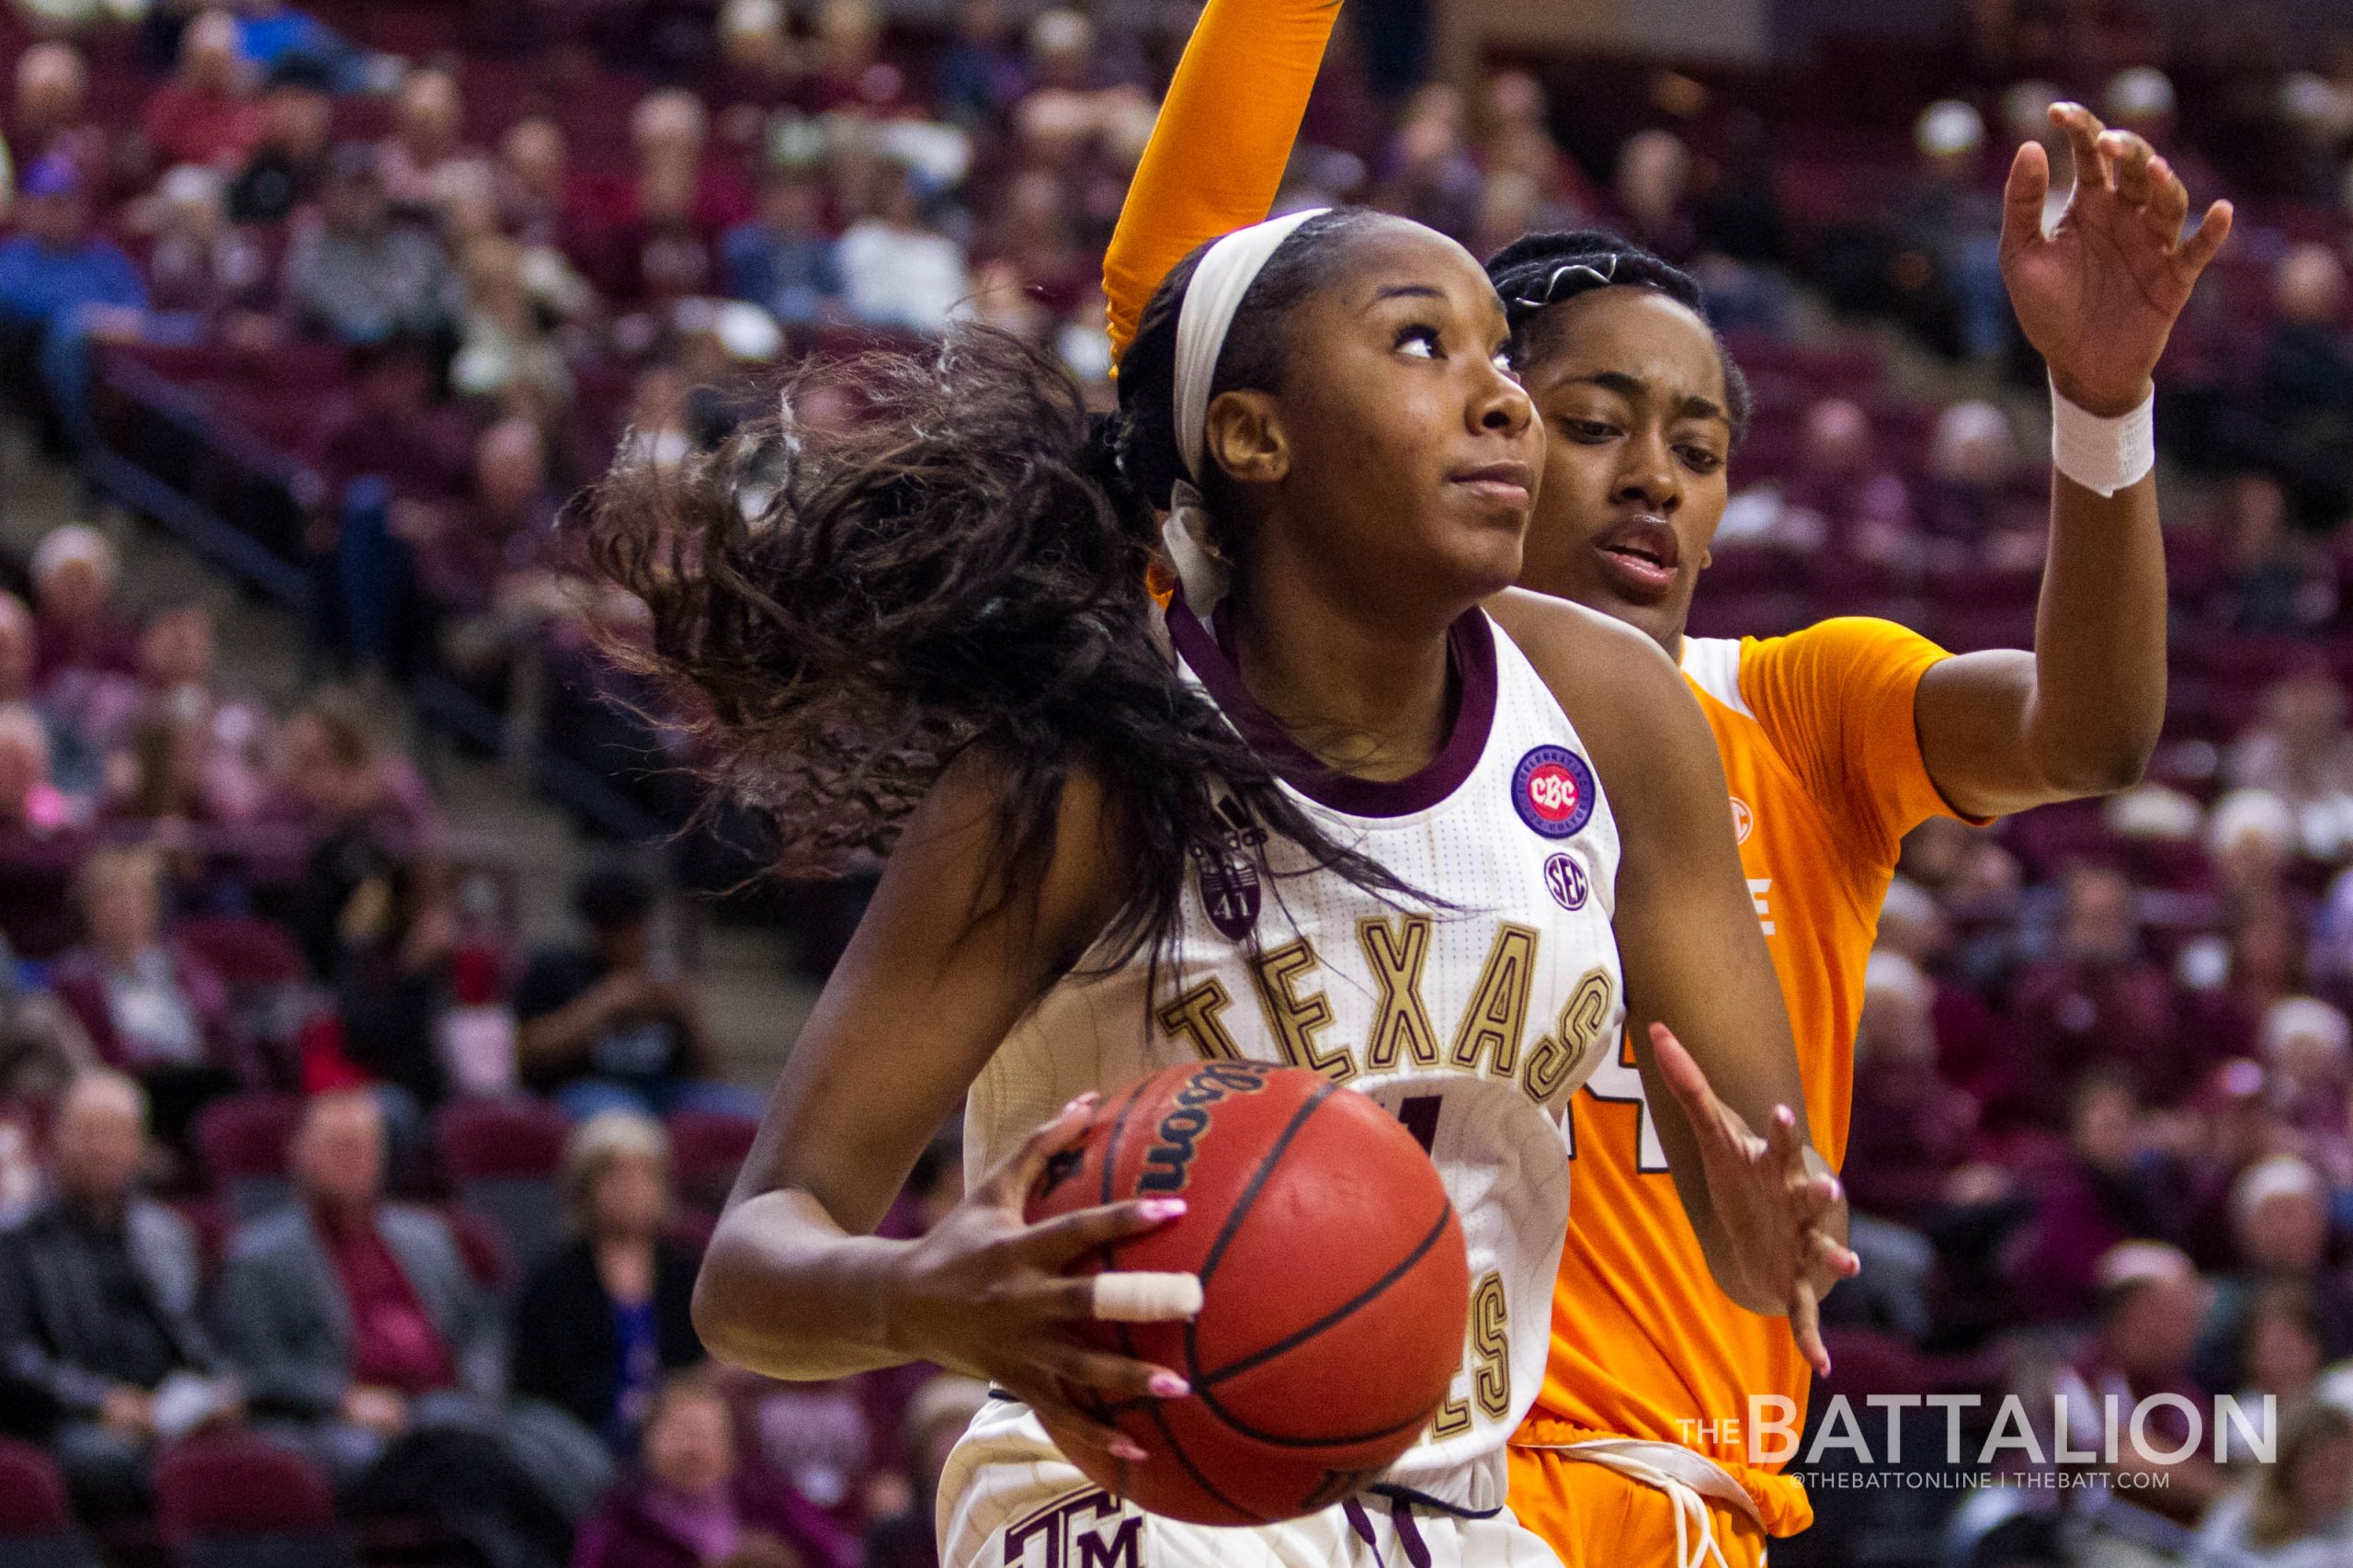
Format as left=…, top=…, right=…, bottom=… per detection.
left=1100, top=7, right=2232, bottom=1563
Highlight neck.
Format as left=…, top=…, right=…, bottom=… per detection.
left=1222, top=568, right=1458, bottom=784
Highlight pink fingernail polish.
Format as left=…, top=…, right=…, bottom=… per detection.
left=1110, top=1438, right=1147, bottom=1462
left=1138, top=1199, right=1187, bottom=1222
left=1149, top=1372, right=1190, bottom=1399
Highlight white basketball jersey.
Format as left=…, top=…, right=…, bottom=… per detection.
left=966, top=604, right=1626, bottom=1515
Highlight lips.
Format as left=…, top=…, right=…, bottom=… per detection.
left=1592, top=515, right=1681, bottom=599
left=1448, top=460, right=1536, bottom=511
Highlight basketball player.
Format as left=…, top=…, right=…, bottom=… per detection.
left=605, top=207, right=1854, bottom=1565
left=1098, top=7, right=2231, bottom=1564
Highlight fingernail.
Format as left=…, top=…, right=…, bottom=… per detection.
left=1138, top=1199, right=1187, bottom=1222
left=1148, top=1371, right=1190, bottom=1399
left=1828, top=1179, right=1845, bottom=1203
left=1062, top=1092, right=1098, bottom=1117
left=1109, top=1438, right=1148, bottom=1462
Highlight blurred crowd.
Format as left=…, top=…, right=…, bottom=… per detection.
left=0, top=0, right=2348, bottom=1563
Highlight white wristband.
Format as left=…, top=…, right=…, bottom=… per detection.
left=2049, top=375, right=2154, bottom=499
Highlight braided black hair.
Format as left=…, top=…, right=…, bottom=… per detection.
left=1486, top=229, right=1753, bottom=445
left=583, top=206, right=1414, bottom=974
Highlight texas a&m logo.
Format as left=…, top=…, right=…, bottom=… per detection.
left=1003, top=1489, right=1140, bottom=1568
left=1511, top=745, right=1597, bottom=839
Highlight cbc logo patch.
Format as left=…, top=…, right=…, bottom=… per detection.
left=1512, top=745, right=1597, bottom=838
left=1543, top=853, right=1589, bottom=910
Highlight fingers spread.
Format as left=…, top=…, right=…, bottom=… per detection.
left=1789, top=1284, right=1831, bottom=1379
left=2106, top=130, right=2154, bottom=208
left=2052, top=101, right=2111, bottom=190
left=2146, top=154, right=2189, bottom=238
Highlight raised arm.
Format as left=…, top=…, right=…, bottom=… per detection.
left=1102, top=0, right=1343, bottom=358
left=1913, top=103, right=2232, bottom=820
left=1493, top=592, right=1854, bottom=1366
left=691, top=755, right=1192, bottom=1461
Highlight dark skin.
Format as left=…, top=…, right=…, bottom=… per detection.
left=1518, top=104, right=2234, bottom=820
left=694, top=219, right=1852, bottom=1471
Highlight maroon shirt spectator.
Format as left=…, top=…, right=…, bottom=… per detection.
left=315, top=1198, right=459, bottom=1393
left=374, top=67, right=489, bottom=218
left=397, top=419, right=561, bottom=615
left=29, top=526, right=140, bottom=689
left=10, top=43, right=108, bottom=197
left=2006, top=1073, right=2188, bottom=1322
left=49, top=846, right=241, bottom=1076
left=2007, top=864, right=2188, bottom=1114
left=2057, top=1243, right=2229, bottom=1520
left=574, top=1371, right=853, bottom=1568
left=142, top=12, right=262, bottom=170
left=1843, top=953, right=1982, bottom=1225
left=303, top=337, right=477, bottom=511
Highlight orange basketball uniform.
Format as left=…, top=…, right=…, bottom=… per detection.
left=1097, top=4, right=1981, bottom=1559
left=1510, top=619, right=1974, bottom=1565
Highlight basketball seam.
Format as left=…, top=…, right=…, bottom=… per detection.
left=1193, top=1200, right=1457, bottom=1391
left=1142, top=1397, right=1274, bottom=1526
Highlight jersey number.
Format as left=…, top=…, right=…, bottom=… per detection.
left=1567, top=1039, right=1672, bottom=1173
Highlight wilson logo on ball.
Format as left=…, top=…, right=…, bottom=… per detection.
left=1136, top=1062, right=1275, bottom=1194
left=1511, top=745, right=1597, bottom=838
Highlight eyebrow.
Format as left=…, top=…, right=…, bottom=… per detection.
left=1363, top=283, right=1449, bottom=311
left=1568, top=369, right=1729, bottom=426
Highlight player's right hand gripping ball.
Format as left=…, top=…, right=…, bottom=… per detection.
left=1027, top=1062, right=1471, bottom=1525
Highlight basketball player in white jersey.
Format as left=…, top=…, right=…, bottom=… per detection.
left=588, top=207, right=1855, bottom=1564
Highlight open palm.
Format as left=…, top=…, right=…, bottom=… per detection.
left=1999, top=102, right=2234, bottom=416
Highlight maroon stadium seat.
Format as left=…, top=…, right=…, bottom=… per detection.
left=0, top=1437, right=75, bottom=1533
left=665, top=1109, right=760, bottom=1210
left=155, top=1436, right=349, bottom=1568
left=437, top=1098, right=570, bottom=1273
left=192, top=1093, right=304, bottom=1221
left=174, top=916, right=309, bottom=989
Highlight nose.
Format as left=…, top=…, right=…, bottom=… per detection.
left=1610, top=425, right=1682, bottom=514
left=1471, top=356, right=1535, bottom=440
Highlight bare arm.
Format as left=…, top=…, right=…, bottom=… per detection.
left=1491, top=593, right=1850, bottom=1350
left=691, top=756, right=1189, bottom=1455
left=1101, top=0, right=1342, bottom=359
left=1915, top=104, right=2232, bottom=819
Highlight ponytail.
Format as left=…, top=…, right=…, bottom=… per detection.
left=585, top=299, right=1410, bottom=969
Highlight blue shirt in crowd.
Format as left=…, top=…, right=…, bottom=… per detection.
left=0, top=237, right=147, bottom=328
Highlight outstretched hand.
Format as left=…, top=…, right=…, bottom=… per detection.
left=1647, top=1023, right=1859, bottom=1377
left=2000, top=101, right=2234, bottom=417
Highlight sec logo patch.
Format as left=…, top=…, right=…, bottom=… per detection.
left=1543, top=853, right=1589, bottom=910
left=1512, top=745, right=1596, bottom=838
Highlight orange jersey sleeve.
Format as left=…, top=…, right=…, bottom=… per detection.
left=1101, top=0, right=1341, bottom=360
left=1733, top=616, right=1973, bottom=865
left=1516, top=619, right=1972, bottom=1540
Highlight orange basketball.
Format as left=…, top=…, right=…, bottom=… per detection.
left=1025, top=1061, right=1470, bottom=1526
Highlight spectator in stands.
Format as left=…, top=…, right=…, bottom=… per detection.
left=142, top=11, right=261, bottom=171
left=2229, top=672, right=2353, bottom=860
left=2009, top=863, right=2188, bottom=1109
left=836, top=157, right=969, bottom=334
left=861, top=1374, right=988, bottom=1568
left=449, top=235, right=573, bottom=410
left=2196, top=1401, right=2353, bottom=1562
left=1476, top=70, right=1593, bottom=231
left=144, top=163, right=274, bottom=329
left=331, top=853, right=458, bottom=1114
left=1787, top=396, right=1915, bottom=564
left=802, top=0, right=904, bottom=116
left=711, top=0, right=799, bottom=113
left=0, top=1071, right=239, bottom=1518
left=1614, top=128, right=1698, bottom=266
left=266, top=693, right=444, bottom=973
left=29, top=524, right=136, bottom=685
left=573, top=1368, right=849, bottom=1568
left=399, top=416, right=560, bottom=619
left=937, top=0, right=1026, bottom=128
left=0, top=155, right=147, bottom=453
left=228, top=0, right=356, bottom=84
left=2009, top=1071, right=2187, bottom=1321
left=0, top=702, right=87, bottom=960
left=225, top=51, right=335, bottom=224
left=2210, top=472, right=2336, bottom=638
left=2055, top=1242, right=2227, bottom=1517
left=2260, top=998, right=2353, bottom=1177
left=516, top=869, right=750, bottom=1120
left=212, top=1090, right=610, bottom=1553
left=1372, top=84, right=1483, bottom=243
left=10, top=42, right=103, bottom=190
left=2197, top=1154, right=2353, bottom=1391
left=2260, top=244, right=2353, bottom=517
left=116, top=602, right=270, bottom=815
left=2225, top=1282, right=2328, bottom=1449
left=376, top=65, right=487, bottom=218
left=50, top=846, right=245, bottom=1147
left=286, top=143, right=459, bottom=347
left=1893, top=100, right=2007, bottom=360
left=1843, top=951, right=1980, bottom=1227
left=512, top=1112, right=703, bottom=1451
left=1920, top=400, right=2033, bottom=563
left=722, top=166, right=841, bottom=326
left=494, top=116, right=570, bottom=250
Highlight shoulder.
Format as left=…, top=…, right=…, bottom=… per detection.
left=381, top=1202, right=456, bottom=1250
left=127, top=1196, right=193, bottom=1251
left=1747, top=616, right=1949, bottom=690
left=1483, top=589, right=1708, bottom=765
left=225, top=1206, right=312, bottom=1266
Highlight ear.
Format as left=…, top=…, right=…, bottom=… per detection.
left=1201, top=389, right=1289, bottom=487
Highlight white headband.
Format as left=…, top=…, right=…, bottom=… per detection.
left=1163, top=208, right=1328, bottom=619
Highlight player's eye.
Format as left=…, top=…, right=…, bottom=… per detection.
left=1559, top=417, right=1619, bottom=444
left=1677, top=444, right=1725, bottom=474
left=1396, top=324, right=1442, bottom=359
left=1491, top=345, right=1518, bottom=376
